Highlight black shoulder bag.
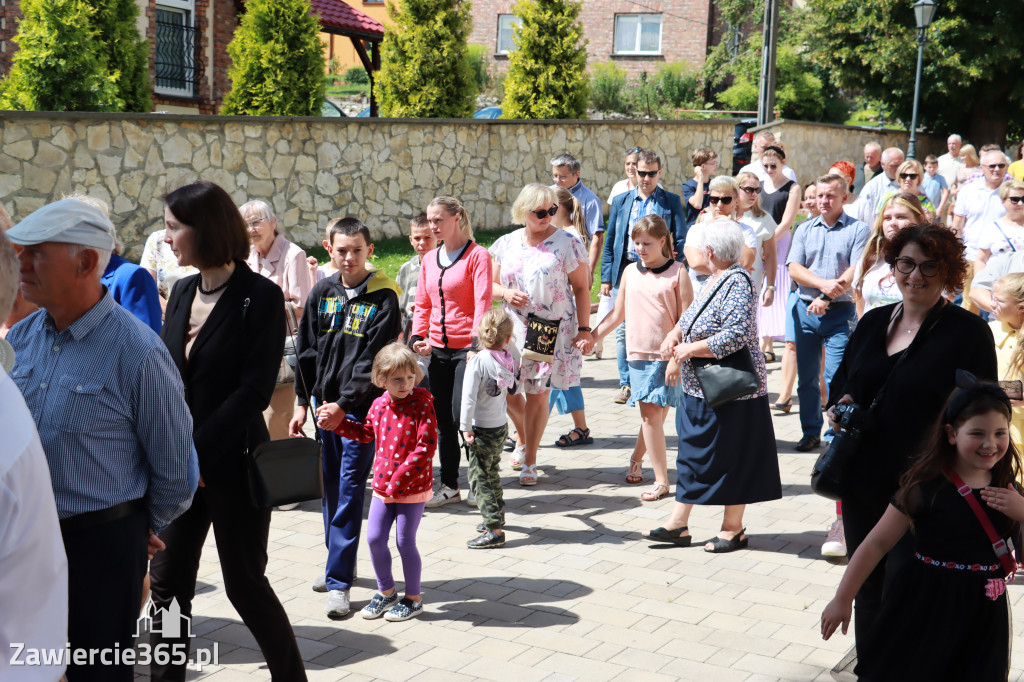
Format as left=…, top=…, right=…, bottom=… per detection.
left=244, top=297, right=324, bottom=508
left=684, top=270, right=759, bottom=409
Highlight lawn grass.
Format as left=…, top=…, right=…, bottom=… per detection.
left=325, top=83, right=368, bottom=97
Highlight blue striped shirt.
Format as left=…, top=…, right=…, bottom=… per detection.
left=7, top=291, right=198, bottom=533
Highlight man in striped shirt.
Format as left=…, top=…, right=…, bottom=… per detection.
left=6, top=199, right=198, bottom=682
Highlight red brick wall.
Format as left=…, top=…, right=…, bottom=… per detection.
left=0, top=0, right=24, bottom=75
left=469, top=0, right=714, bottom=78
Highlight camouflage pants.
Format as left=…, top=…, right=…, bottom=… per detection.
left=466, top=424, right=507, bottom=530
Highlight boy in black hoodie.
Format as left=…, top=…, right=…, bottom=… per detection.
left=289, top=217, right=402, bottom=619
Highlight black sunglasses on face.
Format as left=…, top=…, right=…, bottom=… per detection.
left=636, top=170, right=659, bottom=178
left=1008, top=196, right=1024, bottom=205
left=899, top=173, right=919, bottom=180
left=740, top=186, right=761, bottom=194
left=709, top=196, right=733, bottom=205
left=763, top=163, right=778, bottom=170
left=530, top=206, right=558, bottom=219
left=894, top=257, right=939, bottom=277
left=985, top=163, right=1007, bottom=170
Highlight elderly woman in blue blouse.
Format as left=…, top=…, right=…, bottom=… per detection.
left=644, top=219, right=781, bottom=552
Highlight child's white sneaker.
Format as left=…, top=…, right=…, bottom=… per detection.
left=425, top=485, right=460, bottom=508
left=384, top=597, right=423, bottom=622
left=361, top=591, right=399, bottom=619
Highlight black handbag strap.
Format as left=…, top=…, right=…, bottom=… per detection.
left=684, top=269, right=752, bottom=341
left=866, top=298, right=947, bottom=411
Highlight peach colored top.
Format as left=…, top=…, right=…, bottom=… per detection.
left=623, top=260, right=688, bottom=361
left=246, top=234, right=311, bottom=315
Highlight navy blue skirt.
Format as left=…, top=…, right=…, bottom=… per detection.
left=675, top=393, right=781, bottom=505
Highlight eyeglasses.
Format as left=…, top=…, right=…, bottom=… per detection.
left=636, top=170, right=659, bottom=178
left=551, top=173, right=573, bottom=182
left=740, top=186, right=762, bottom=195
left=985, top=163, right=1007, bottom=170
left=894, top=257, right=939, bottom=278
left=246, top=218, right=265, bottom=228
left=899, top=173, right=919, bottom=180
left=763, top=163, right=778, bottom=170
left=1008, top=196, right=1024, bottom=205
left=708, top=196, right=733, bottom=205
left=530, top=206, right=558, bottom=219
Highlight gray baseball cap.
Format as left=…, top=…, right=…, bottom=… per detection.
left=6, top=199, right=116, bottom=250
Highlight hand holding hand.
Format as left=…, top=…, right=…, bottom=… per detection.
left=671, top=342, right=692, bottom=363
left=462, top=430, right=475, bottom=444
left=600, top=283, right=611, bottom=297
left=316, top=402, right=345, bottom=431
left=820, top=598, right=852, bottom=640
left=573, top=330, right=594, bottom=354
left=981, top=485, right=1024, bottom=522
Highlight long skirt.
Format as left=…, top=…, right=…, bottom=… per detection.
left=758, top=231, right=792, bottom=339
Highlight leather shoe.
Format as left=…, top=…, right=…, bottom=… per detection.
left=795, top=435, right=821, bottom=452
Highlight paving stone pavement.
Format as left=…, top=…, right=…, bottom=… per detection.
left=135, top=344, right=1024, bottom=681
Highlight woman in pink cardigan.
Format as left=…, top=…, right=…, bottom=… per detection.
left=411, top=195, right=493, bottom=508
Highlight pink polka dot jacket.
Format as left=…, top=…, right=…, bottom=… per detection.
left=332, top=386, right=436, bottom=498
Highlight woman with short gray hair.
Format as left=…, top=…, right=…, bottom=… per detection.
left=644, top=219, right=780, bottom=552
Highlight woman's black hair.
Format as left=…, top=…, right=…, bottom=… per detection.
left=163, top=181, right=249, bottom=269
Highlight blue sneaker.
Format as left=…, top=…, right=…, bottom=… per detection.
left=383, top=597, right=423, bottom=622
left=360, top=591, right=399, bottom=619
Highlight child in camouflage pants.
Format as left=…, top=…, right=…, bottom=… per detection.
left=460, top=310, right=519, bottom=549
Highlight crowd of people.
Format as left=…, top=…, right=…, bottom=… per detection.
left=3, top=132, right=1024, bottom=680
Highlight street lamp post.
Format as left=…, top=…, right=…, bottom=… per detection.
left=907, top=0, right=937, bottom=159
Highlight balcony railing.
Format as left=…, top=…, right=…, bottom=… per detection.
left=154, top=15, right=202, bottom=98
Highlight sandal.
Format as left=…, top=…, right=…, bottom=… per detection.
left=504, top=433, right=517, bottom=452
left=643, top=526, right=691, bottom=546
left=519, top=464, right=538, bottom=486
left=509, top=444, right=525, bottom=470
left=772, top=399, right=792, bottom=413
left=640, top=482, right=669, bottom=501
left=555, top=427, right=593, bottom=448
left=626, top=456, right=644, bottom=485
left=703, top=529, right=749, bottom=553
left=763, top=350, right=776, bottom=363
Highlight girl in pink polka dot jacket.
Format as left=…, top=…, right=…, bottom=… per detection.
left=331, top=342, right=436, bottom=621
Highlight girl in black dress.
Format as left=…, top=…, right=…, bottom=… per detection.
left=821, top=378, right=1022, bottom=681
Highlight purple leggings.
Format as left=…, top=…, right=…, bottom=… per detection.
left=366, top=497, right=424, bottom=596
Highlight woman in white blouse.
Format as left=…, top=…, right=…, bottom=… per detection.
left=852, top=192, right=925, bottom=317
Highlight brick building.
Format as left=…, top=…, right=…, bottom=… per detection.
left=468, top=0, right=718, bottom=77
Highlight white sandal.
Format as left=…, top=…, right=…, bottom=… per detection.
left=510, top=443, right=525, bottom=470
left=519, top=464, right=538, bottom=486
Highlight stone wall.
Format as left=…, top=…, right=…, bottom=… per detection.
left=0, top=112, right=736, bottom=257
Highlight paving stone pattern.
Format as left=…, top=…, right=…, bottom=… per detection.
left=134, top=346, right=1024, bottom=681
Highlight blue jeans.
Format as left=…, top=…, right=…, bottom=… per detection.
left=793, top=300, right=855, bottom=438
left=611, top=285, right=629, bottom=387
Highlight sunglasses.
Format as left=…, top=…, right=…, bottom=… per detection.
left=1008, top=196, right=1024, bottom=205
left=985, top=164, right=1007, bottom=170
left=740, top=186, right=762, bottom=195
left=894, top=257, right=939, bottom=278
left=530, top=206, right=558, bottom=219
left=709, top=196, right=733, bottom=205
left=899, top=173, right=919, bottom=180
left=763, top=163, right=778, bottom=170
left=636, top=170, right=659, bottom=178
left=626, top=147, right=644, bottom=154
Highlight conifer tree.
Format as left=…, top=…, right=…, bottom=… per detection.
left=92, top=0, right=152, bottom=112
left=221, top=0, right=325, bottom=116
left=376, top=0, right=478, bottom=118
left=501, top=0, right=588, bottom=119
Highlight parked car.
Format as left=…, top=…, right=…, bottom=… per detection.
left=356, top=107, right=371, bottom=118
left=731, top=118, right=757, bottom=175
left=321, top=100, right=345, bottom=117
left=473, top=106, right=502, bottom=119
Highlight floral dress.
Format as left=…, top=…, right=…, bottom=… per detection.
left=489, top=228, right=588, bottom=391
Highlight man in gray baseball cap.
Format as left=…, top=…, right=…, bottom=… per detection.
left=6, top=198, right=198, bottom=681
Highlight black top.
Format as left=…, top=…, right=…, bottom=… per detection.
left=680, top=179, right=708, bottom=233
left=759, top=179, right=796, bottom=225
left=829, top=302, right=997, bottom=504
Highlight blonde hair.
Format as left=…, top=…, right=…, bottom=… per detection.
left=959, top=144, right=979, bottom=167
left=478, top=309, right=514, bottom=350
left=554, top=186, right=588, bottom=248
left=759, top=145, right=784, bottom=162
left=428, top=195, right=473, bottom=240
left=511, top=183, right=558, bottom=225
left=999, top=180, right=1024, bottom=201
left=995, top=273, right=1024, bottom=379
left=708, top=175, right=739, bottom=196
left=896, top=159, right=924, bottom=182
left=631, top=214, right=673, bottom=259
left=854, top=191, right=924, bottom=291
left=371, top=342, right=423, bottom=388
left=734, top=171, right=765, bottom=218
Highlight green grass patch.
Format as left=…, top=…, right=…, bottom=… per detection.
left=325, top=83, right=368, bottom=97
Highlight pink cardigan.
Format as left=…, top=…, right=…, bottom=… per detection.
left=411, top=242, right=492, bottom=349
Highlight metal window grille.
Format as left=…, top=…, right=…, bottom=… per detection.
left=154, top=9, right=202, bottom=97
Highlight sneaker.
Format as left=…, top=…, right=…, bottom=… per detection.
left=383, top=597, right=424, bottom=622
left=361, top=591, right=399, bottom=619
left=425, top=485, right=461, bottom=508
left=821, top=519, right=847, bottom=557
left=276, top=503, right=300, bottom=511
left=312, top=571, right=327, bottom=593
left=614, top=385, right=631, bottom=404
left=476, top=512, right=505, bottom=533
left=795, top=435, right=821, bottom=452
left=467, top=530, right=505, bottom=549
left=465, top=489, right=476, bottom=506
left=325, top=589, right=350, bottom=620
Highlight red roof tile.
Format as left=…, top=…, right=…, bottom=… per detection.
left=309, top=0, right=384, bottom=37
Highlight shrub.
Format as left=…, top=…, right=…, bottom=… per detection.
left=654, top=62, right=698, bottom=109
left=501, top=0, right=589, bottom=119
left=465, top=44, right=490, bottom=93
left=221, top=0, right=326, bottom=116
left=589, top=62, right=626, bottom=112
left=344, top=66, right=369, bottom=84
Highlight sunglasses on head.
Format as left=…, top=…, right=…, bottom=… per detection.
left=985, top=163, right=1008, bottom=170
left=709, top=195, right=733, bottom=205
left=1008, top=196, right=1024, bottom=205
left=636, top=169, right=659, bottom=178
left=899, top=173, right=919, bottom=180
left=626, top=147, right=643, bottom=154
left=740, top=186, right=761, bottom=194
left=530, top=206, right=558, bottom=219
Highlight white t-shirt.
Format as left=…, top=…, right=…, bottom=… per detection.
left=976, top=220, right=1024, bottom=259
left=955, top=183, right=1007, bottom=260
left=607, top=179, right=632, bottom=204
left=685, top=219, right=757, bottom=292
left=0, top=372, right=68, bottom=681
left=740, top=211, right=778, bottom=295
left=854, top=260, right=902, bottom=313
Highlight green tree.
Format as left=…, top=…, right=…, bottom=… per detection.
left=0, top=0, right=122, bottom=111
left=501, top=0, right=588, bottom=119
left=802, top=0, right=1024, bottom=144
left=717, top=43, right=827, bottom=121
left=376, top=0, right=477, bottom=118
left=221, top=0, right=325, bottom=116
left=92, top=0, right=152, bottom=112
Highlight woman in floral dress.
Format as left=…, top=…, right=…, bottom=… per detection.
left=490, top=184, right=593, bottom=486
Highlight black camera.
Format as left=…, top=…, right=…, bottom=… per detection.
left=832, top=402, right=869, bottom=432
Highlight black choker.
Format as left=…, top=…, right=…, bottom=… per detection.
left=197, top=279, right=229, bottom=296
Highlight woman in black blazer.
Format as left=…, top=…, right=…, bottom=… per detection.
left=149, top=181, right=306, bottom=681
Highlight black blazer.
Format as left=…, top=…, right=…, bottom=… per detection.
left=162, top=261, right=285, bottom=485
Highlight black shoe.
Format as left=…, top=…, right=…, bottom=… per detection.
left=467, top=530, right=505, bottom=549
left=795, top=435, right=821, bottom=452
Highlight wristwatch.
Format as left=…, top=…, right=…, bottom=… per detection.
left=766, top=285, right=776, bottom=292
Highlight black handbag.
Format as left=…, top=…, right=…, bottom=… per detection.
left=243, top=296, right=323, bottom=508
left=684, top=271, right=759, bottom=409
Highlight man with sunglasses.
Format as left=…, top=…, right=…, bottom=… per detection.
left=953, top=149, right=1008, bottom=268
left=786, top=174, right=870, bottom=452
left=853, top=147, right=904, bottom=225
left=550, top=152, right=604, bottom=279
left=601, top=150, right=686, bottom=403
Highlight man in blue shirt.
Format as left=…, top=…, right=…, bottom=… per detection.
left=551, top=152, right=605, bottom=279
left=787, top=174, right=870, bottom=451
left=6, top=199, right=197, bottom=682
left=601, top=150, right=687, bottom=402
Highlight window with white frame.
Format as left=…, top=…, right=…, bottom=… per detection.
left=155, top=0, right=199, bottom=97
left=496, top=14, right=521, bottom=55
left=613, top=14, right=662, bottom=55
